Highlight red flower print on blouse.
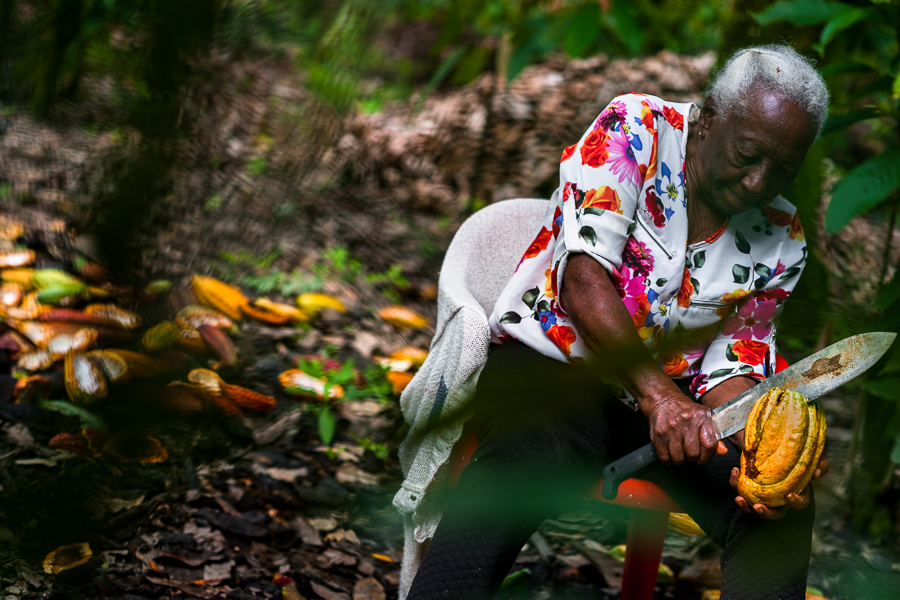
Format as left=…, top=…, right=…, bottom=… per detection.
left=584, top=186, right=622, bottom=214
left=552, top=205, right=563, bottom=237
left=597, top=100, right=627, bottom=130
left=662, top=106, right=684, bottom=130
left=645, top=188, right=666, bottom=228
left=721, top=298, right=778, bottom=340
left=660, top=348, right=689, bottom=376
left=560, top=143, right=577, bottom=163
left=763, top=205, right=793, bottom=227
left=580, top=127, right=610, bottom=168
left=677, top=268, right=694, bottom=308
left=732, top=339, right=768, bottom=366
left=757, top=288, right=790, bottom=304
left=521, top=227, right=552, bottom=262
left=621, top=238, right=654, bottom=278
left=629, top=294, right=652, bottom=329
left=546, top=324, right=577, bottom=356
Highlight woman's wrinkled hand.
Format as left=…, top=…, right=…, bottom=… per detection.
left=729, top=458, right=829, bottom=519
left=647, top=393, right=723, bottom=465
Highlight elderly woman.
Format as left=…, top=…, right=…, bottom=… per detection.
left=399, top=44, right=830, bottom=600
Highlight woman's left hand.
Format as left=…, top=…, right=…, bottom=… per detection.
left=729, top=458, right=829, bottom=519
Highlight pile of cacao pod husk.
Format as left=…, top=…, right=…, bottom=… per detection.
left=0, top=229, right=312, bottom=463
left=736, top=387, right=827, bottom=507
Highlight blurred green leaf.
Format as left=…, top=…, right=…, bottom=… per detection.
left=451, top=46, right=491, bottom=86
left=815, top=7, right=871, bottom=52
left=562, top=3, right=600, bottom=58
left=820, top=60, right=878, bottom=76
left=821, top=108, right=880, bottom=137
left=752, top=0, right=850, bottom=26
left=825, top=147, right=900, bottom=234
left=865, top=378, right=900, bottom=399
left=318, top=405, right=336, bottom=446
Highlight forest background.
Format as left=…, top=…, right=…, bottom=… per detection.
left=0, top=1, right=900, bottom=599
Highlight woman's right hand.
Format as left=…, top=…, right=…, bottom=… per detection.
left=646, top=392, right=721, bottom=465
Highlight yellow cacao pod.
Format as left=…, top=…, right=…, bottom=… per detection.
left=737, top=388, right=826, bottom=507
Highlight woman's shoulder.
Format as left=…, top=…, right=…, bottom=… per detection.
left=601, top=93, right=695, bottom=131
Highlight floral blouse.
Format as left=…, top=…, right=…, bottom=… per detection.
left=488, top=93, right=807, bottom=406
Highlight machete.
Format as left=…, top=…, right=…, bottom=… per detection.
left=599, top=331, right=896, bottom=500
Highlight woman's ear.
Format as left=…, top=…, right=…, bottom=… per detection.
left=697, top=94, right=718, bottom=136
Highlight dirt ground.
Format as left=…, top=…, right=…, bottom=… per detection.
left=1, top=49, right=900, bottom=600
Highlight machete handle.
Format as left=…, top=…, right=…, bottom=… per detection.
left=600, top=442, right=658, bottom=500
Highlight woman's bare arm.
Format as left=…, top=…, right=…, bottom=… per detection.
left=560, top=253, right=719, bottom=465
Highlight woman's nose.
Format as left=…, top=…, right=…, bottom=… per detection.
left=741, top=165, right=769, bottom=197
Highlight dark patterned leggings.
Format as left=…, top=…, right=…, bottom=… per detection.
left=406, top=342, right=814, bottom=600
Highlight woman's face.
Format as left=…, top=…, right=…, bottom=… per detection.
left=692, top=89, right=818, bottom=218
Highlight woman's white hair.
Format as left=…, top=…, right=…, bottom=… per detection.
left=706, top=44, right=830, bottom=137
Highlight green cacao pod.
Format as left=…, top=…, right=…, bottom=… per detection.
left=737, top=387, right=826, bottom=507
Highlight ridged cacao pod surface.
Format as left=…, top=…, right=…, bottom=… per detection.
left=737, top=388, right=826, bottom=507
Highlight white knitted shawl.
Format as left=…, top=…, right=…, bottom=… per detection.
left=392, top=198, right=551, bottom=599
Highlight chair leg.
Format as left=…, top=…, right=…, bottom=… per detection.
left=620, top=509, right=669, bottom=600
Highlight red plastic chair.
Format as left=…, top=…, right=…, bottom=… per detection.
left=447, top=353, right=790, bottom=600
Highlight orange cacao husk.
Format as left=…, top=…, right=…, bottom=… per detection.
left=191, top=275, right=248, bottom=321
left=221, top=383, right=276, bottom=413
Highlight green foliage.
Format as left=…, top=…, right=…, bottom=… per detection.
left=297, top=355, right=394, bottom=446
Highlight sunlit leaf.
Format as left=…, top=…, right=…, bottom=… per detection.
left=752, top=0, right=848, bottom=26
left=825, top=148, right=900, bottom=233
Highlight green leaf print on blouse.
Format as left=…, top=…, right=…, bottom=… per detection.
left=500, top=312, right=522, bottom=324
left=735, top=230, right=751, bottom=254
left=522, top=286, right=540, bottom=309
left=693, top=250, right=706, bottom=268
left=733, top=264, right=751, bottom=284
left=580, top=226, right=598, bottom=246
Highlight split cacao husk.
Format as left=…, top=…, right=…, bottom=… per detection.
left=5, top=292, right=46, bottom=319
left=36, top=283, right=87, bottom=305
left=43, top=542, right=93, bottom=575
left=241, top=298, right=296, bottom=325
left=176, top=326, right=209, bottom=354
left=10, top=320, right=82, bottom=347
left=0, top=282, right=23, bottom=307
left=83, top=304, right=142, bottom=329
left=16, top=348, right=54, bottom=372
left=47, top=328, right=99, bottom=360
left=278, top=368, right=344, bottom=400
left=160, top=384, right=206, bottom=415
left=197, top=324, right=237, bottom=365
left=65, top=350, right=109, bottom=406
left=221, top=383, right=277, bottom=413
left=296, top=292, right=346, bottom=314
left=386, top=370, right=414, bottom=395
left=103, top=432, right=168, bottom=463
left=142, top=320, right=181, bottom=353
left=86, top=350, right=131, bottom=385
left=2, top=268, right=36, bottom=289
left=377, top=305, right=429, bottom=329
left=105, top=349, right=171, bottom=379
left=0, top=249, right=35, bottom=268
left=187, top=368, right=224, bottom=395
left=736, top=388, right=826, bottom=507
left=175, top=305, right=234, bottom=330
left=191, top=275, right=248, bottom=321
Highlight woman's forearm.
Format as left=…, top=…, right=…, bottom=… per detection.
left=560, top=253, right=682, bottom=416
